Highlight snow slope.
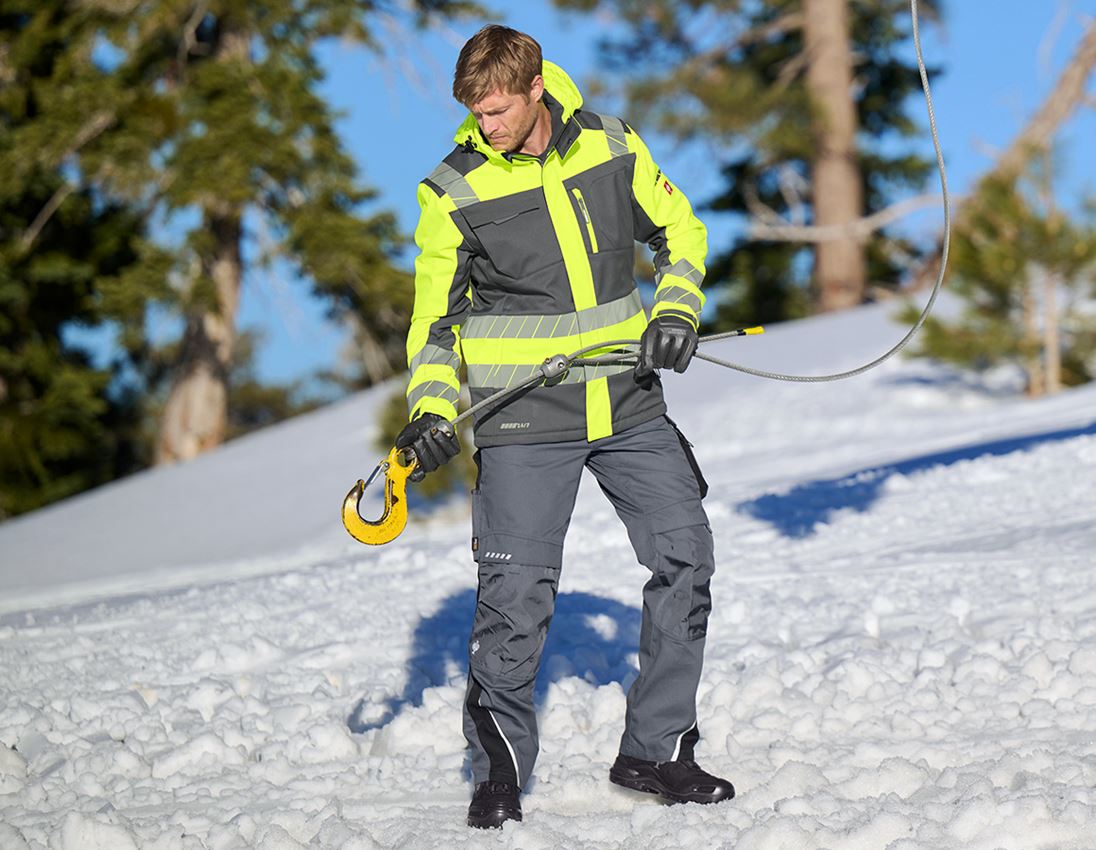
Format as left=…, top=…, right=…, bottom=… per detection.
left=2, top=300, right=1096, bottom=849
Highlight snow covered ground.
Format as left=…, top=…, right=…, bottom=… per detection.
left=2, top=300, right=1096, bottom=849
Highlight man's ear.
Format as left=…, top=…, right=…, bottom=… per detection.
left=529, top=74, right=545, bottom=103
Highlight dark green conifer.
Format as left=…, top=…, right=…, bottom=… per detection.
left=904, top=157, right=1096, bottom=394
left=0, top=2, right=169, bottom=518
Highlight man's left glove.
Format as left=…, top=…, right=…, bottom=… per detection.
left=635, top=314, right=698, bottom=378
left=395, top=413, right=460, bottom=481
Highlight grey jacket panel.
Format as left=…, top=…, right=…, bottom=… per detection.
left=470, top=372, right=667, bottom=447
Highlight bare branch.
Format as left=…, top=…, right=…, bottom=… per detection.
left=909, top=19, right=1096, bottom=289
left=773, top=50, right=810, bottom=95
left=67, top=110, right=116, bottom=159
left=673, top=13, right=805, bottom=83
left=19, top=183, right=75, bottom=254
left=179, top=1, right=211, bottom=70
left=0, top=43, right=13, bottom=86
left=777, top=165, right=809, bottom=226
left=17, top=110, right=117, bottom=255
left=747, top=193, right=944, bottom=243
left=741, top=180, right=786, bottom=227
left=1038, top=1, right=1072, bottom=77
left=996, top=21, right=1096, bottom=178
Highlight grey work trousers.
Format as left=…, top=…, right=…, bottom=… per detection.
left=463, top=415, right=715, bottom=788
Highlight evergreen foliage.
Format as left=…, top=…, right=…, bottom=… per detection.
left=551, top=0, right=941, bottom=327
left=0, top=3, right=170, bottom=518
left=0, top=184, right=150, bottom=519
left=91, top=1, right=475, bottom=390
left=902, top=160, right=1096, bottom=391
left=0, top=0, right=480, bottom=515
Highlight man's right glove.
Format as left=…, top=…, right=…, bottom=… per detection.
left=635, top=314, right=698, bottom=378
left=395, top=413, right=460, bottom=481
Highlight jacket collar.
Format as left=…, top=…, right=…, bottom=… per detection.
left=453, top=60, right=584, bottom=164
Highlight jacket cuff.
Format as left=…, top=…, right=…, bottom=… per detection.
left=651, top=302, right=700, bottom=330
left=409, top=397, right=458, bottom=423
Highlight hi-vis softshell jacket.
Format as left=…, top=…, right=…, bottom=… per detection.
left=406, top=61, right=707, bottom=446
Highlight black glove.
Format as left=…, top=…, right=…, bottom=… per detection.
left=395, top=413, right=460, bottom=481
left=635, top=314, right=698, bottom=378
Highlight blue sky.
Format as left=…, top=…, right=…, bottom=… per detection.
left=237, top=1, right=1096, bottom=387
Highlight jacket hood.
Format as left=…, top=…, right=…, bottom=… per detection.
left=452, top=60, right=583, bottom=159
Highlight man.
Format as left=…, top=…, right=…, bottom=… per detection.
left=397, top=24, right=734, bottom=829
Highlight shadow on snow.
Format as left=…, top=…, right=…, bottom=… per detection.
left=739, top=420, right=1096, bottom=540
left=349, top=587, right=641, bottom=733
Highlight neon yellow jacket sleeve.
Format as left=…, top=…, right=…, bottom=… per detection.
left=628, top=128, right=708, bottom=329
left=405, top=182, right=473, bottom=422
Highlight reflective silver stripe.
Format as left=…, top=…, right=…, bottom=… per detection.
left=463, top=312, right=579, bottom=341
left=654, top=285, right=702, bottom=315
left=463, top=291, right=643, bottom=340
left=655, top=258, right=704, bottom=287
left=407, top=379, right=459, bottom=410
left=484, top=703, right=520, bottom=784
left=467, top=360, right=633, bottom=389
left=410, top=343, right=461, bottom=374
left=600, top=115, right=629, bottom=159
left=427, top=163, right=479, bottom=209
left=671, top=721, right=697, bottom=762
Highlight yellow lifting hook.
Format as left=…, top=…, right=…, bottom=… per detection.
left=342, top=446, right=418, bottom=545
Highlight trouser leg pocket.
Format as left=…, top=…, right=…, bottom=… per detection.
left=640, top=498, right=715, bottom=642
left=469, top=561, right=560, bottom=680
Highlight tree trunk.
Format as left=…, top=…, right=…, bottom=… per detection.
left=1022, top=274, right=1044, bottom=398
left=803, top=0, right=866, bottom=312
left=156, top=209, right=243, bottom=463
left=1041, top=152, right=1062, bottom=395
left=156, top=19, right=249, bottom=464
left=1043, top=266, right=1061, bottom=394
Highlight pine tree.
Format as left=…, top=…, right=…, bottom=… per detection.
left=0, top=3, right=170, bottom=517
left=70, top=0, right=477, bottom=464
left=904, top=155, right=1096, bottom=395
left=551, top=0, right=941, bottom=326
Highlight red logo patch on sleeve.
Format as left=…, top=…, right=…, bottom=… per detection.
left=663, top=180, right=674, bottom=196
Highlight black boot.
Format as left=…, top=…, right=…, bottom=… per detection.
left=609, top=754, right=735, bottom=804
left=467, top=781, right=522, bottom=829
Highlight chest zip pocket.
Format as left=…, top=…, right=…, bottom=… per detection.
left=571, top=188, right=599, bottom=254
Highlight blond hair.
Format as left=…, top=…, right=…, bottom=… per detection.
left=453, top=25, right=543, bottom=107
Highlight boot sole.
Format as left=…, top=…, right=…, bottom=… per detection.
left=609, top=766, right=733, bottom=805
left=467, top=807, right=522, bottom=829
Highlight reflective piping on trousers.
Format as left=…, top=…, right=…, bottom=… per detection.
left=671, top=721, right=698, bottom=762
left=483, top=699, right=521, bottom=784
left=427, top=162, right=479, bottom=209
left=462, top=290, right=643, bottom=341
left=655, top=258, right=704, bottom=287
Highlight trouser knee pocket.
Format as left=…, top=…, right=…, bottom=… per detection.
left=645, top=499, right=715, bottom=641
left=470, top=560, right=560, bottom=680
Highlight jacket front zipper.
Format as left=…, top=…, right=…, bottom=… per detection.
left=571, top=188, right=599, bottom=253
